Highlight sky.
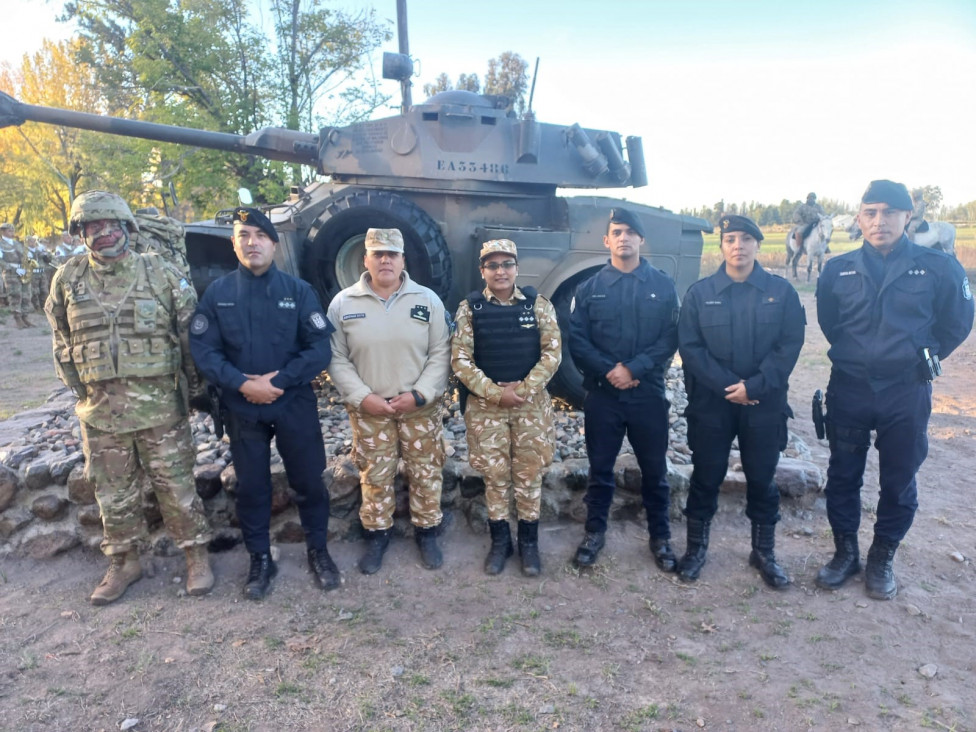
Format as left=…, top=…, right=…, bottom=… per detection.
left=4, top=0, right=976, bottom=212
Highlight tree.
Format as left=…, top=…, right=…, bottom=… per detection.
left=422, top=52, right=530, bottom=115
left=61, top=0, right=391, bottom=202
left=913, top=184, right=943, bottom=211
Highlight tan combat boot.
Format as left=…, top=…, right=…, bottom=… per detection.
left=184, top=544, right=214, bottom=596
left=90, top=552, right=143, bottom=606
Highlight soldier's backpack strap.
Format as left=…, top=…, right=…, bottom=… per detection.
left=57, top=254, right=90, bottom=292
left=139, top=253, right=175, bottom=319
left=520, top=286, right=538, bottom=303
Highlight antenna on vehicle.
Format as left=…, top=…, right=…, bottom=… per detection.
left=381, top=0, right=414, bottom=115
left=525, top=57, right=540, bottom=120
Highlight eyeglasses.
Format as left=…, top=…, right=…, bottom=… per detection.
left=482, top=260, right=517, bottom=271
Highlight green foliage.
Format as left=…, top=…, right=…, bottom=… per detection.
left=4, top=0, right=391, bottom=225
left=682, top=196, right=853, bottom=227
left=422, top=52, right=530, bottom=115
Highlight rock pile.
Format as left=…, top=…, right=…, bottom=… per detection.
left=0, top=367, right=824, bottom=558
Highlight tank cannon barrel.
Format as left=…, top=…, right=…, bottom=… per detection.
left=0, top=91, right=319, bottom=166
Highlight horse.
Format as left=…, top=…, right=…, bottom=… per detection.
left=786, top=215, right=833, bottom=281
left=847, top=219, right=956, bottom=257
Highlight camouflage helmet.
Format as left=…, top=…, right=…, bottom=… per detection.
left=69, top=191, right=139, bottom=236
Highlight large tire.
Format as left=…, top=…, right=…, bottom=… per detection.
left=546, top=279, right=590, bottom=409
left=303, top=189, right=452, bottom=304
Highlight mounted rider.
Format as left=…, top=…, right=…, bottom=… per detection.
left=907, top=189, right=927, bottom=241
left=791, top=192, right=826, bottom=255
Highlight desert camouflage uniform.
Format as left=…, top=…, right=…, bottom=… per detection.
left=328, top=265, right=451, bottom=531
left=452, top=287, right=561, bottom=521
left=348, top=401, right=446, bottom=529
left=45, top=250, right=211, bottom=555
left=0, top=234, right=29, bottom=316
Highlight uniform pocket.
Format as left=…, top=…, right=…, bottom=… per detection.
left=133, top=299, right=158, bottom=333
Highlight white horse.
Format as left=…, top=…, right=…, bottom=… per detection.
left=786, top=215, right=833, bottom=281
left=847, top=219, right=956, bottom=256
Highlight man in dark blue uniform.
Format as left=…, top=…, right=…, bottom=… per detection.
left=190, top=208, right=340, bottom=600
left=569, top=207, right=680, bottom=570
left=816, top=180, right=973, bottom=600
left=677, top=214, right=805, bottom=588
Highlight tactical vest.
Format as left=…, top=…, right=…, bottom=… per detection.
left=469, top=287, right=541, bottom=383
left=58, top=254, right=181, bottom=383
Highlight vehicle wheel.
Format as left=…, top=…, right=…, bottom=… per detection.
left=303, top=189, right=452, bottom=304
left=547, top=281, right=588, bottom=409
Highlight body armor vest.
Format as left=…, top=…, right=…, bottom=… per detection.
left=59, top=254, right=180, bottom=383
left=469, top=287, right=541, bottom=383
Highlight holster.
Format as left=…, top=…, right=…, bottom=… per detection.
left=812, top=388, right=826, bottom=440
left=208, top=384, right=225, bottom=439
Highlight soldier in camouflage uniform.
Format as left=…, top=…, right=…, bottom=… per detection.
left=26, top=235, right=53, bottom=311
left=791, top=193, right=827, bottom=256
left=54, top=231, right=76, bottom=263
left=44, top=191, right=213, bottom=605
left=1, top=222, right=33, bottom=328
left=452, top=239, right=561, bottom=576
left=907, top=189, right=927, bottom=241
left=328, top=228, right=452, bottom=575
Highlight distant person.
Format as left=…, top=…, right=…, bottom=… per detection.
left=54, top=230, right=75, bottom=262
left=452, top=238, right=561, bottom=576
left=327, top=228, right=451, bottom=575
left=676, top=214, right=804, bottom=588
left=1, top=222, right=33, bottom=328
left=569, top=208, right=679, bottom=571
left=791, top=192, right=826, bottom=255
left=190, top=207, right=340, bottom=600
left=26, top=235, right=52, bottom=311
left=815, top=180, right=973, bottom=600
left=907, top=188, right=927, bottom=242
left=45, top=191, right=213, bottom=605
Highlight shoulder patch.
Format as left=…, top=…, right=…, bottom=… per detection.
left=190, top=313, right=208, bottom=335
left=178, top=278, right=191, bottom=291
left=963, top=277, right=972, bottom=301
left=310, top=311, right=327, bottom=330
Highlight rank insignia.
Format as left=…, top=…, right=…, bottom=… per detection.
left=410, top=305, right=430, bottom=323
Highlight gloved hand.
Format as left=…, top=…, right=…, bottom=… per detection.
left=15, top=267, right=25, bottom=277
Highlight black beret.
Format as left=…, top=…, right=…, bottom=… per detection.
left=861, top=180, right=912, bottom=211
left=232, top=207, right=278, bottom=243
left=608, top=207, right=645, bottom=239
left=718, top=214, right=763, bottom=242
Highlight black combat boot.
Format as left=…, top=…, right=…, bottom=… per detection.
left=484, top=519, right=513, bottom=575
left=649, top=536, right=677, bottom=573
left=243, top=552, right=277, bottom=600
left=815, top=533, right=860, bottom=590
left=517, top=520, right=541, bottom=577
left=358, top=529, right=391, bottom=575
left=748, top=523, right=790, bottom=589
left=574, top=531, right=605, bottom=567
left=864, top=536, right=899, bottom=600
left=415, top=525, right=443, bottom=570
left=307, top=546, right=341, bottom=591
left=677, top=518, right=711, bottom=582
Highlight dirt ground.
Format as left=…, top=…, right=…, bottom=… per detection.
left=1, top=282, right=975, bottom=732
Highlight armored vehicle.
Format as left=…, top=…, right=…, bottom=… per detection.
left=0, top=81, right=708, bottom=405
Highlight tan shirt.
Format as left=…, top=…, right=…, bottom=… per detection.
left=327, top=271, right=451, bottom=408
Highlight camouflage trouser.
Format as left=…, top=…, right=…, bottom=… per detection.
left=465, top=391, right=555, bottom=521
left=81, top=417, right=212, bottom=555
left=31, top=274, right=45, bottom=309
left=347, top=402, right=445, bottom=530
left=0, top=270, right=26, bottom=315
